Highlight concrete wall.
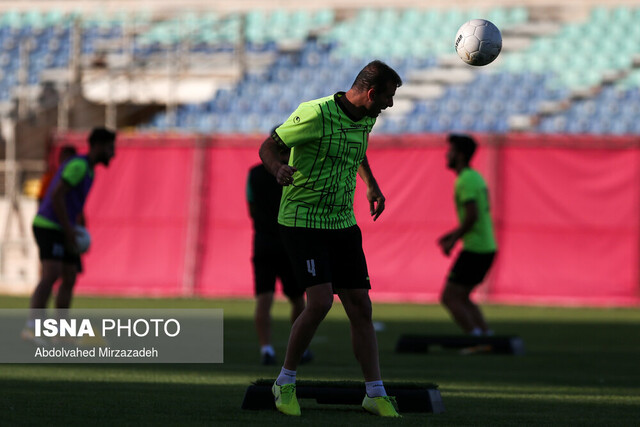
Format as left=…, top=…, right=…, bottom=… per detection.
left=0, top=196, right=39, bottom=295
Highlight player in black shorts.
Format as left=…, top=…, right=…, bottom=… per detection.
left=24, top=128, right=116, bottom=344
left=247, top=141, right=312, bottom=365
left=260, top=60, right=403, bottom=417
left=438, top=134, right=497, bottom=336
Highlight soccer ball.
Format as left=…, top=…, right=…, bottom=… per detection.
left=75, top=225, right=91, bottom=254
left=454, top=19, right=502, bottom=66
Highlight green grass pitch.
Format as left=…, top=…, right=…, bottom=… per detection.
left=1, top=295, right=639, bottom=426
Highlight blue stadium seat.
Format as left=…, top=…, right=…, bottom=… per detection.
left=120, top=6, right=640, bottom=134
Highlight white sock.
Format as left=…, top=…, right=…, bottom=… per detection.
left=365, top=380, right=387, bottom=397
left=276, top=367, right=296, bottom=386
left=261, top=345, right=275, bottom=356
left=26, top=319, right=36, bottom=329
left=470, top=328, right=483, bottom=336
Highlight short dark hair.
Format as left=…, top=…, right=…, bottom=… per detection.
left=58, top=145, right=77, bottom=161
left=448, top=134, right=477, bottom=163
left=351, top=60, right=402, bottom=94
left=88, top=127, right=116, bottom=146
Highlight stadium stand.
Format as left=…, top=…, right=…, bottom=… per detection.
left=0, top=9, right=124, bottom=100
left=2, top=5, right=640, bottom=135
left=130, top=5, right=640, bottom=135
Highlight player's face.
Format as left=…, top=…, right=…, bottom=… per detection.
left=98, top=142, right=115, bottom=166
left=367, top=81, right=397, bottom=118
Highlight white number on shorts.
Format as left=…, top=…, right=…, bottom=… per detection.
left=306, top=259, right=316, bottom=277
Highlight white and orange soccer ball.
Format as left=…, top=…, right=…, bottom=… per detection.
left=454, top=19, right=502, bottom=66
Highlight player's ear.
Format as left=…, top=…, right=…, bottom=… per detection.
left=366, top=87, right=376, bottom=102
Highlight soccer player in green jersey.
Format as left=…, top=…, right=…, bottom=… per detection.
left=259, top=60, right=402, bottom=417
left=438, top=134, right=497, bottom=337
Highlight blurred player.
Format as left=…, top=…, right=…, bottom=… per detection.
left=36, top=145, right=87, bottom=309
left=22, top=127, right=116, bottom=342
left=438, top=134, right=497, bottom=337
left=37, top=145, right=78, bottom=205
left=247, top=136, right=313, bottom=366
left=259, top=60, right=402, bottom=417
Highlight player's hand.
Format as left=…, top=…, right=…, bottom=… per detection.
left=63, top=227, right=79, bottom=255
left=438, top=232, right=457, bottom=256
left=276, top=164, right=297, bottom=186
left=367, top=185, right=385, bottom=221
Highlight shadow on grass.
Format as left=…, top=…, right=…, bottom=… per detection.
left=2, top=375, right=638, bottom=427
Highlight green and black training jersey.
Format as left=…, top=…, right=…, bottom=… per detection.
left=275, top=92, right=375, bottom=230
left=455, top=168, right=497, bottom=253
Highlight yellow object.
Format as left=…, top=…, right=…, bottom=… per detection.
left=23, top=178, right=42, bottom=199
left=272, top=382, right=301, bottom=416
left=362, top=395, right=401, bottom=417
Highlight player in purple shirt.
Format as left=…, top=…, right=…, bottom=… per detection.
left=22, top=127, right=116, bottom=343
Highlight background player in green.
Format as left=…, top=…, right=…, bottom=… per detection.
left=259, top=60, right=402, bottom=417
left=22, top=127, right=116, bottom=343
left=438, top=134, right=497, bottom=337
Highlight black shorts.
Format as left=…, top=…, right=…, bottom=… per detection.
left=279, top=225, right=370, bottom=292
left=448, top=250, right=496, bottom=287
left=252, top=232, right=302, bottom=298
left=33, top=225, right=83, bottom=272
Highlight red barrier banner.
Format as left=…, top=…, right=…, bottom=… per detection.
left=355, top=136, right=493, bottom=303
left=197, top=146, right=258, bottom=297
left=52, top=132, right=640, bottom=306
left=492, top=144, right=640, bottom=305
left=80, top=142, right=195, bottom=296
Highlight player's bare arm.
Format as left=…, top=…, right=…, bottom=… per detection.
left=358, top=155, right=385, bottom=221
left=438, top=200, right=478, bottom=256
left=77, top=212, right=86, bottom=227
left=259, top=137, right=297, bottom=186
left=51, top=180, right=79, bottom=253
left=247, top=201, right=257, bottom=221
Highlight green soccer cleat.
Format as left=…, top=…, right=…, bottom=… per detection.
left=272, top=381, right=301, bottom=416
left=362, top=395, right=401, bottom=417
